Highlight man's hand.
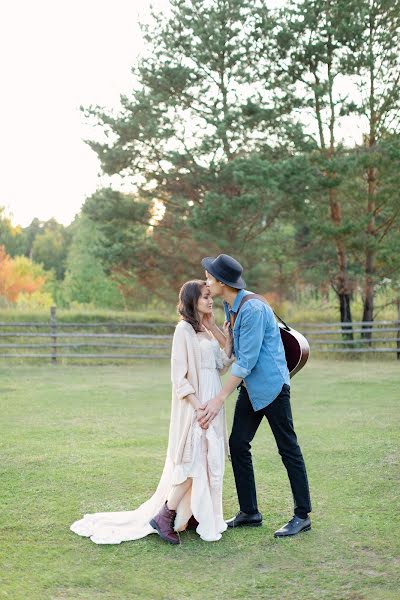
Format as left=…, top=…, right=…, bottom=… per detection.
left=197, top=375, right=242, bottom=428
left=197, top=393, right=225, bottom=427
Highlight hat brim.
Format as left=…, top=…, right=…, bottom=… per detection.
left=201, top=257, right=245, bottom=289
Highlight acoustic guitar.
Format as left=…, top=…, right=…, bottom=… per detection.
left=233, top=294, right=310, bottom=378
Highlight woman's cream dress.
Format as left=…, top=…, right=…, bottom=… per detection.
left=70, top=327, right=233, bottom=543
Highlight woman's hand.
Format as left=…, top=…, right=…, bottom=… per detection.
left=202, top=311, right=216, bottom=331
left=223, top=320, right=233, bottom=356
left=222, top=320, right=231, bottom=337
left=196, top=407, right=209, bottom=429
left=187, top=395, right=209, bottom=429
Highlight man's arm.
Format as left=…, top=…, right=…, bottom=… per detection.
left=229, top=305, right=265, bottom=379
left=197, top=374, right=242, bottom=427
left=198, top=304, right=266, bottom=427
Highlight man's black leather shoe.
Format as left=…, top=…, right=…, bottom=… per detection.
left=274, top=515, right=311, bottom=537
left=226, top=511, right=263, bottom=528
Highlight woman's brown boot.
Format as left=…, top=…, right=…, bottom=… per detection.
left=150, top=502, right=180, bottom=545
left=186, top=515, right=199, bottom=531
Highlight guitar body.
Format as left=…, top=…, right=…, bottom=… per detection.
left=278, top=323, right=310, bottom=378
left=234, top=293, right=310, bottom=378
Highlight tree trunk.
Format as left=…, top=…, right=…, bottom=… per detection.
left=362, top=12, right=377, bottom=341
left=330, top=187, right=354, bottom=339
left=362, top=169, right=376, bottom=340
left=339, top=291, right=352, bottom=326
left=361, top=245, right=375, bottom=340
left=326, top=25, right=353, bottom=340
left=397, top=298, right=400, bottom=360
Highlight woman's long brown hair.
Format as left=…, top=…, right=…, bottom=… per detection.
left=177, top=280, right=207, bottom=332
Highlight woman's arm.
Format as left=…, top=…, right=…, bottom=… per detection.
left=171, top=326, right=208, bottom=428
left=185, top=393, right=201, bottom=411
left=222, top=321, right=233, bottom=358
left=185, top=394, right=208, bottom=429
left=203, top=312, right=227, bottom=348
left=171, top=326, right=196, bottom=400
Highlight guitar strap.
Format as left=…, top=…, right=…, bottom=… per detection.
left=231, top=294, right=291, bottom=331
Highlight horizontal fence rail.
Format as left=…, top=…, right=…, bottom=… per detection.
left=0, top=307, right=399, bottom=362
left=297, top=320, right=400, bottom=359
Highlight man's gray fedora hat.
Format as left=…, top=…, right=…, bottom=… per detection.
left=201, top=254, right=245, bottom=289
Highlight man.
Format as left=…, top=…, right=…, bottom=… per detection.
left=197, top=254, right=312, bottom=537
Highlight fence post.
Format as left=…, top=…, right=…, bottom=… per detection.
left=50, top=306, right=57, bottom=365
left=397, top=299, right=400, bottom=360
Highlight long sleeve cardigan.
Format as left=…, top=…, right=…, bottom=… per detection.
left=167, top=320, right=231, bottom=467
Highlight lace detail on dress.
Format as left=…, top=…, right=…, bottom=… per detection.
left=198, top=334, right=234, bottom=371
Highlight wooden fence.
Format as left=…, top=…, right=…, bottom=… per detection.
left=298, top=320, right=400, bottom=357
left=0, top=307, right=399, bottom=362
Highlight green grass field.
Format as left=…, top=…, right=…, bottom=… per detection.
left=1, top=359, right=399, bottom=600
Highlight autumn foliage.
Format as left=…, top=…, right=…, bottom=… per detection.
left=0, top=246, right=46, bottom=302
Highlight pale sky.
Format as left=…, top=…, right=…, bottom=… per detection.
left=0, top=0, right=171, bottom=227
left=1, top=0, right=360, bottom=229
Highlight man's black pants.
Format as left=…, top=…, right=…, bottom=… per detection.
left=229, top=383, right=311, bottom=519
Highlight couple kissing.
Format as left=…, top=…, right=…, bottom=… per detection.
left=71, top=254, right=312, bottom=545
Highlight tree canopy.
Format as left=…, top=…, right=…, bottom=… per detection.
left=1, top=0, right=399, bottom=321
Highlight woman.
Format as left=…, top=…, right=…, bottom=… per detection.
left=70, top=280, right=233, bottom=544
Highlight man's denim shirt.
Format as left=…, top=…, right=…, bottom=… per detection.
left=224, top=289, right=290, bottom=411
